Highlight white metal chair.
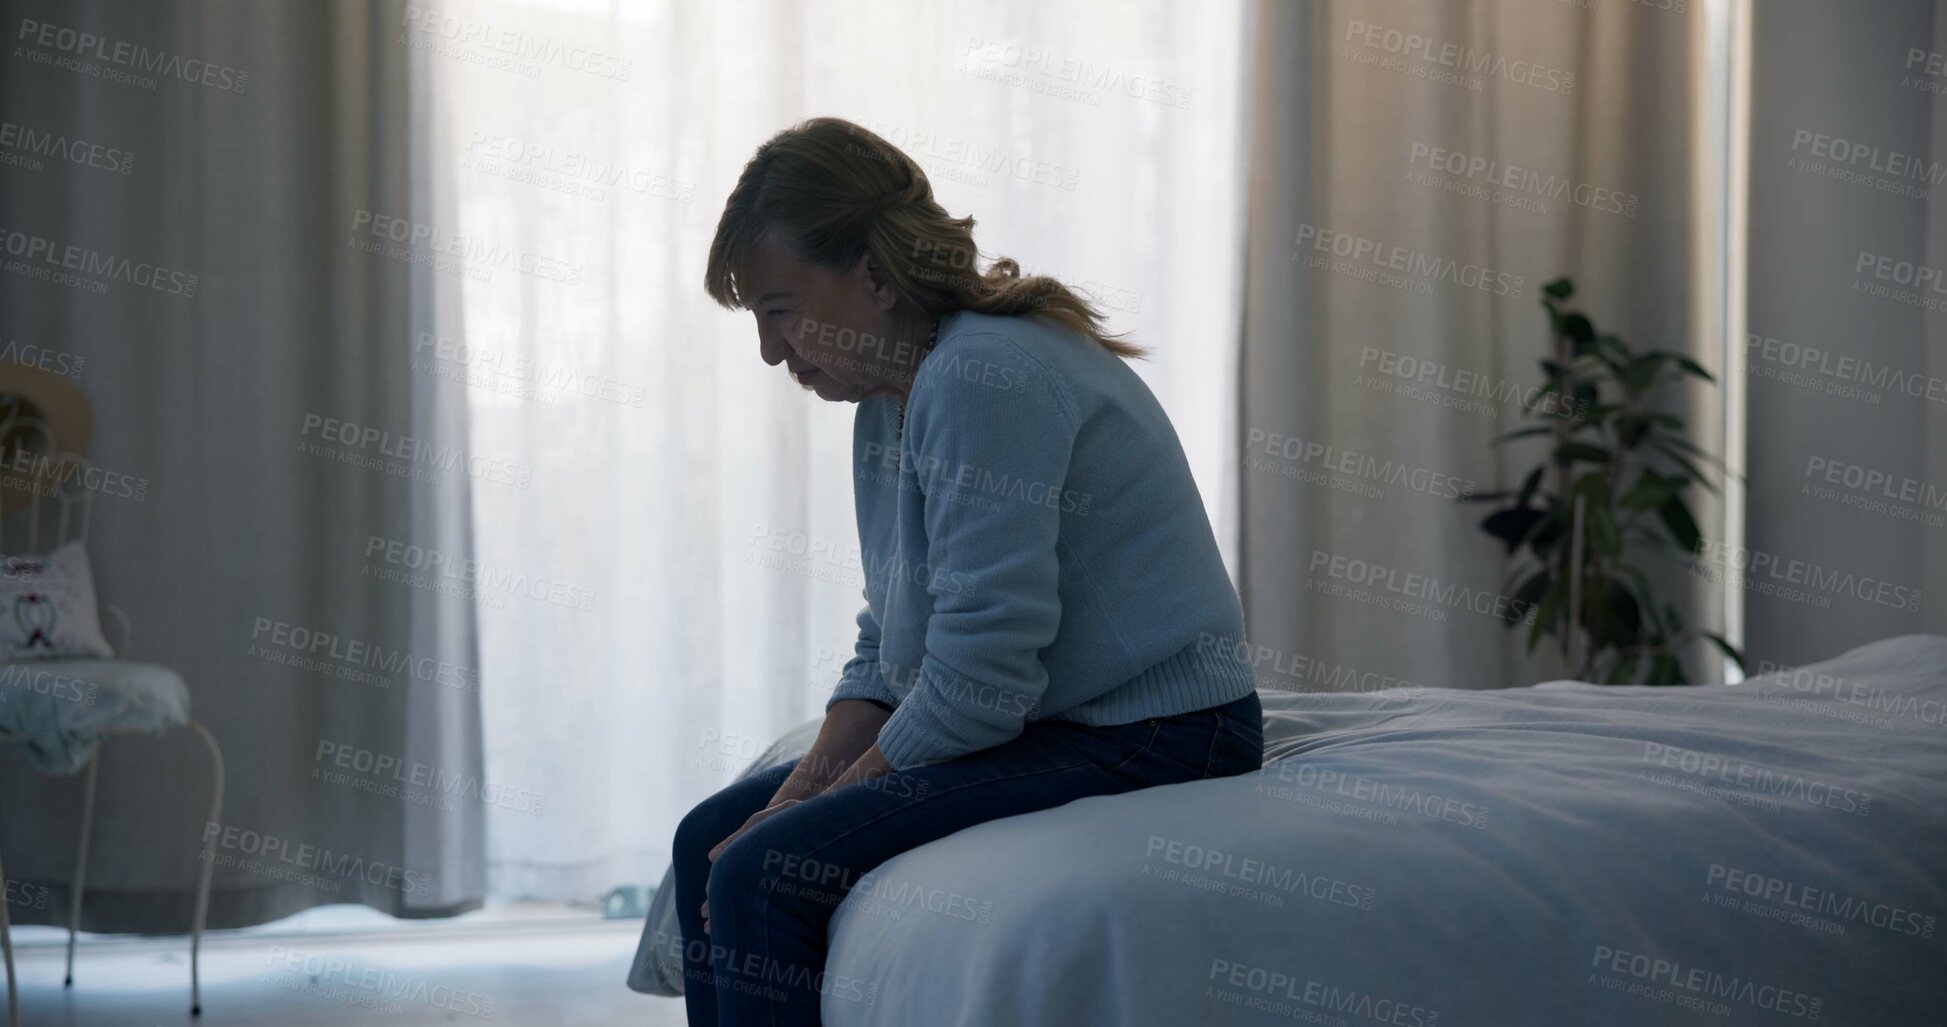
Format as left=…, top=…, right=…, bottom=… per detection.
left=0, top=420, right=225, bottom=1026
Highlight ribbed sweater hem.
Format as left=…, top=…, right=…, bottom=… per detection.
left=1057, top=637, right=1259, bottom=727
left=869, top=637, right=1257, bottom=770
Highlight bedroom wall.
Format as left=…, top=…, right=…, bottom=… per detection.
left=1743, top=0, right=1947, bottom=668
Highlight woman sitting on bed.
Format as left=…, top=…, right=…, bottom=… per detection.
left=671, top=116, right=1264, bottom=1027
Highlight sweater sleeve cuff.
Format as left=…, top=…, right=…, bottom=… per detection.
left=874, top=657, right=1036, bottom=771
left=827, top=662, right=899, bottom=712
left=873, top=693, right=965, bottom=771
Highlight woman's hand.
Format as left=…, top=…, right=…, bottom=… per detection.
left=709, top=799, right=802, bottom=862
left=821, top=744, right=896, bottom=794
left=700, top=798, right=803, bottom=934
left=698, top=728, right=898, bottom=934
left=766, top=699, right=893, bottom=805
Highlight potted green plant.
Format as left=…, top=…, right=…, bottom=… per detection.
left=1465, top=277, right=1744, bottom=684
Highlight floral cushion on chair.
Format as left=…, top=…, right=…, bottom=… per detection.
left=0, top=539, right=114, bottom=660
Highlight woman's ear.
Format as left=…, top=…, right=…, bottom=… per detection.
left=859, top=251, right=900, bottom=312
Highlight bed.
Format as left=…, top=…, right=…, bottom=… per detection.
left=631, top=633, right=1947, bottom=1025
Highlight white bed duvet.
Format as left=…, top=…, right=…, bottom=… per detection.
left=815, top=634, right=1947, bottom=1026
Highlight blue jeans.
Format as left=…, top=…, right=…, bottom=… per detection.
left=669, top=691, right=1263, bottom=1026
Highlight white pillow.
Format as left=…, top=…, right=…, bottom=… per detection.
left=0, top=540, right=113, bottom=659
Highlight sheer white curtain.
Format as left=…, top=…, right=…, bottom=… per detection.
left=422, top=0, right=1247, bottom=902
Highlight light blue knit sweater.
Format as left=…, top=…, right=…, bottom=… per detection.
left=827, top=310, right=1256, bottom=771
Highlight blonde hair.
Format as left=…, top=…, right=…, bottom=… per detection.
left=705, top=117, right=1144, bottom=360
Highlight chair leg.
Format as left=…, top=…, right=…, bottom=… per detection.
left=65, top=744, right=100, bottom=987
left=1, top=845, right=18, bottom=1027
left=187, top=721, right=224, bottom=1018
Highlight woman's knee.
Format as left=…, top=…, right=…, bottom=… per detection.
left=674, top=790, right=753, bottom=871
left=704, top=813, right=826, bottom=917
left=676, top=761, right=801, bottom=854
left=702, top=830, right=769, bottom=917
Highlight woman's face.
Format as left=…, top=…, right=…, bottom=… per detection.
left=744, top=234, right=918, bottom=403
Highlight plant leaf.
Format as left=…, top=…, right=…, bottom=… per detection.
left=1704, top=632, right=1747, bottom=672
left=1572, top=471, right=1612, bottom=506
left=1648, top=441, right=1721, bottom=493
left=1482, top=507, right=1547, bottom=554
left=1526, top=503, right=1571, bottom=557
left=1654, top=431, right=1736, bottom=473
left=1580, top=402, right=1622, bottom=427
left=1510, top=571, right=1551, bottom=624
left=1656, top=497, right=1703, bottom=553
left=1594, top=579, right=1646, bottom=650
left=1554, top=442, right=1612, bottom=464
left=1527, top=579, right=1564, bottom=649
left=1494, top=425, right=1557, bottom=444
left=1620, top=418, right=1652, bottom=449
left=1565, top=313, right=1597, bottom=354
left=1596, top=333, right=1630, bottom=364
left=1619, top=472, right=1678, bottom=510
left=1516, top=466, right=1546, bottom=506
left=1622, top=355, right=1664, bottom=394
left=1587, top=505, right=1621, bottom=558
left=1676, top=356, right=1714, bottom=381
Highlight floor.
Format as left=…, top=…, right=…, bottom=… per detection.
left=4, top=903, right=692, bottom=1026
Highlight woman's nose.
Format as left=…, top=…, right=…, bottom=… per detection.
left=758, top=331, right=788, bottom=367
